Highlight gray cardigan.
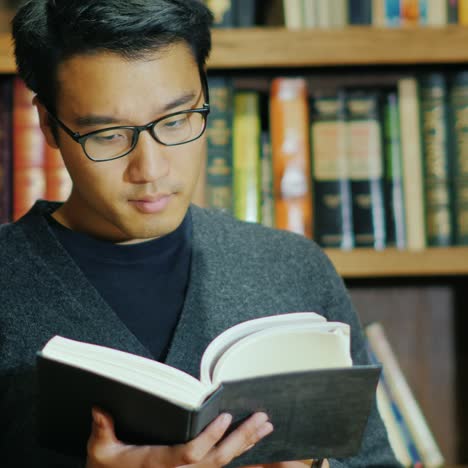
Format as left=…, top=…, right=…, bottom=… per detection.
left=0, top=201, right=399, bottom=467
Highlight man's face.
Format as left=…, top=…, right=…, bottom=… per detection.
left=41, top=43, right=206, bottom=243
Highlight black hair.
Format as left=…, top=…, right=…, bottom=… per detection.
left=12, top=0, right=213, bottom=112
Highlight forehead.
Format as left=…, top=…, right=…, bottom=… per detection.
left=55, top=43, right=201, bottom=119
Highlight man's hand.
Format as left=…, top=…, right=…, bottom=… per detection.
left=244, top=460, right=329, bottom=468
left=86, top=407, right=274, bottom=468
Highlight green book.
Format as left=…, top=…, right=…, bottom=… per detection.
left=310, top=93, right=353, bottom=249
left=260, top=131, right=275, bottom=228
left=346, top=91, right=386, bottom=249
left=206, top=76, right=233, bottom=212
left=450, top=72, right=468, bottom=245
left=233, top=91, right=261, bottom=223
left=383, top=91, right=406, bottom=249
left=419, top=73, right=453, bottom=247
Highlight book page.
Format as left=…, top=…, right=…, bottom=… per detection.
left=211, top=322, right=352, bottom=384
left=200, top=312, right=326, bottom=384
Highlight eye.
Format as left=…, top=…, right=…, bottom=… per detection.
left=163, top=115, right=189, bottom=130
left=90, top=131, right=128, bottom=145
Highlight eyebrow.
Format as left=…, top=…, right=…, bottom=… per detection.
left=73, top=90, right=200, bottom=128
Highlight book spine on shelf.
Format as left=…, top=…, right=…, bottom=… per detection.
left=233, top=90, right=261, bottom=223
left=347, top=90, right=386, bottom=249
left=0, top=77, right=12, bottom=224
left=317, top=0, right=332, bottom=28
left=427, top=0, right=448, bottom=25
left=449, top=71, right=468, bottom=245
left=349, top=0, right=372, bottom=24
left=235, top=0, right=257, bottom=27
left=260, top=131, right=275, bottom=228
left=419, top=73, right=453, bottom=246
left=283, top=0, right=304, bottom=29
left=303, top=0, right=319, bottom=28
left=383, top=91, right=406, bottom=249
left=270, top=78, right=313, bottom=238
left=365, top=323, right=445, bottom=468
left=331, top=0, right=348, bottom=28
left=398, top=77, right=426, bottom=250
left=12, top=77, right=46, bottom=221
left=447, top=0, right=459, bottom=23
left=372, top=0, right=386, bottom=26
left=401, top=0, right=420, bottom=25
left=44, top=144, right=72, bottom=202
left=419, top=0, right=428, bottom=24
left=206, top=76, right=233, bottom=212
left=205, top=0, right=236, bottom=27
left=310, top=93, right=353, bottom=249
left=459, top=0, right=468, bottom=24
left=385, top=0, right=401, bottom=26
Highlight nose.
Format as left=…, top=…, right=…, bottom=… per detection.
left=125, top=130, right=170, bottom=183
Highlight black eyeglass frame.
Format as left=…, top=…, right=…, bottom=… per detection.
left=46, top=72, right=211, bottom=163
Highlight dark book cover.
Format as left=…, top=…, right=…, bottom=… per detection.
left=419, top=73, right=454, bottom=247
left=346, top=91, right=386, bottom=249
left=206, top=76, right=233, bottom=212
left=234, top=0, right=256, bottom=27
left=449, top=72, right=468, bottom=245
left=0, top=77, right=13, bottom=224
left=36, top=354, right=380, bottom=467
left=349, top=0, right=372, bottom=24
left=448, top=0, right=458, bottom=23
left=310, top=93, right=354, bottom=249
left=383, top=92, right=406, bottom=249
left=206, top=0, right=235, bottom=27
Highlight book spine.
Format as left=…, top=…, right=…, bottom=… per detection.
left=419, top=73, right=453, bottom=246
left=232, top=91, right=261, bottom=223
left=260, top=131, right=275, bottom=228
left=303, top=0, right=319, bottom=28
left=427, top=0, right=448, bottom=24
left=398, top=77, right=426, bottom=250
left=310, top=93, right=353, bottom=249
left=450, top=72, right=468, bottom=245
left=205, top=0, right=236, bottom=27
left=366, top=340, right=422, bottom=466
left=459, top=0, right=468, bottom=24
left=317, top=0, right=331, bottom=28
left=447, top=0, right=458, bottom=23
left=0, top=77, right=12, bottom=224
left=347, top=91, right=386, bottom=249
left=372, top=0, right=386, bottom=26
left=331, top=0, right=348, bottom=27
left=235, top=0, right=256, bottom=27
left=12, top=77, right=46, bottom=221
left=270, top=78, right=313, bottom=238
left=44, top=144, right=72, bottom=202
left=349, top=0, right=372, bottom=24
left=383, top=92, right=406, bottom=249
left=385, top=0, right=401, bottom=26
left=206, top=76, right=233, bottom=212
left=419, top=0, right=428, bottom=24
left=401, top=0, right=420, bottom=25
left=365, top=323, right=445, bottom=468
left=283, top=0, right=304, bottom=29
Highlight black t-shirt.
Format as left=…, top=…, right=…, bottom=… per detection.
left=46, top=213, right=192, bottom=361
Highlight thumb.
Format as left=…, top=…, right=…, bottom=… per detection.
left=87, top=407, right=121, bottom=455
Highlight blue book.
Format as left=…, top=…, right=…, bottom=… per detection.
left=385, top=0, right=401, bottom=26
left=419, top=0, right=428, bottom=24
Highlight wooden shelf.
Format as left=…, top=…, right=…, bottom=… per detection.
left=325, top=246, right=468, bottom=278
left=209, top=26, right=468, bottom=68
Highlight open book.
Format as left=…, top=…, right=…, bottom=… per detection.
left=37, top=312, right=381, bottom=467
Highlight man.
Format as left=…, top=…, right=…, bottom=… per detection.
left=0, top=0, right=400, bottom=467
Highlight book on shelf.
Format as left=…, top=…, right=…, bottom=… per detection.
left=419, top=73, right=453, bottom=247
left=260, top=131, right=275, bottom=228
left=37, top=312, right=381, bottom=467
left=401, top=0, right=420, bottom=25
left=372, top=0, right=386, bottom=26
left=383, top=91, right=406, bottom=249
left=459, top=0, right=468, bottom=25
left=232, top=90, right=261, bottom=223
left=310, top=92, right=353, bottom=249
left=365, top=322, right=444, bottom=468
left=205, top=0, right=235, bottom=27
left=12, top=77, right=46, bottom=221
left=270, top=77, right=313, bottom=238
left=0, top=77, right=12, bottom=224
left=385, top=0, right=401, bottom=26
left=349, top=0, right=372, bottom=25
left=205, top=76, right=233, bottom=212
left=398, top=77, right=426, bottom=250
left=282, top=0, right=303, bottom=29
left=346, top=90, right=386, bottom=249
left=449, top=71, right=468, bottom=245
left=448, top=0, right=459, bottom=24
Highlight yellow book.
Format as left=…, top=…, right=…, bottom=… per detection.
left=459, top=0, right=468, bottom=24
left=233, top=91, right=261, bottom=223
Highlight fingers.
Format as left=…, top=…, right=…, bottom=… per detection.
left=204, top=412, right=274, bottom=467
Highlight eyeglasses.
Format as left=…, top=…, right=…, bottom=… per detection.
left=47, top=103, right=210, bottom=162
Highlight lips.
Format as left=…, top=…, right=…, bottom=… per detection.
left=129, top=194, right=173, bottom=214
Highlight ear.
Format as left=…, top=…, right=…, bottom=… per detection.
left=33, top=96, right=60, bottom=149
